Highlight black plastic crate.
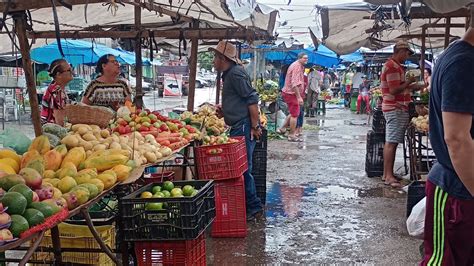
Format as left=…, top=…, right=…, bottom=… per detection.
left=371, top=108, right=386, bottom=134
left=119, top=180, right=215, bottom=241
left=255, top=128, right=268, bottom=150
left=406, top=181, right=426, bottom=217
left=365, top=130, right=385, bottom=177
left=254, top=176, right=266, bottom=205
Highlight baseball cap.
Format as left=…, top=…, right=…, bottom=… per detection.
left=394, top=41, right=415, bottom=55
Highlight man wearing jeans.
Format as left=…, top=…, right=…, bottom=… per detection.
left=381, top=41, right=423, bottom=187
left=210, top=41, right=263, bottom=221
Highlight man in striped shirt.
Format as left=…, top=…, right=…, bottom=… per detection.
left=381, top=41, right=424, bottom=187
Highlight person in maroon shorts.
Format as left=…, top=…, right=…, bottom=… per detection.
left=420, top=27, right=474, bottom=265
left=278, top=52, right=308, bottom=142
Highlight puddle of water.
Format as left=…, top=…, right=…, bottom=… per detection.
left=303, top=145, right=336, bottom=150
left=309, top=184, right=406, bottom=201
left=268, top=153, right=301, bottom=161
left=306, top=119, right=345, bottom=127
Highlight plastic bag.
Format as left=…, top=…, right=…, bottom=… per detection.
left=0, top=128, right=32, bottom=154
left=407, top=197, right=426, bottom=239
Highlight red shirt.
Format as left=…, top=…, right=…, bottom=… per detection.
left=41, top=83, right=68, bottom=124
left=381, top=58, right=411, bottom=112
left=282, top=61, right=305, bottom=95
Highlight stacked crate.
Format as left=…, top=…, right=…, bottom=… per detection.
left=195, top=137, right=248, bottom=237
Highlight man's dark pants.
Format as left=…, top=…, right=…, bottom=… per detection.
left=230, top=118, right=263, bottom=216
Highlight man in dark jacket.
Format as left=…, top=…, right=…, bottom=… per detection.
left=210, top=41, right=263, bottom=221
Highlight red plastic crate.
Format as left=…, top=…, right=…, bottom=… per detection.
left=211, top=176, right=247, bottom=238
left=134, top=233, right=206, bottom=266
left=142, top=171, right=175, bottom=185
left=195, top=136, right=248, bottom=180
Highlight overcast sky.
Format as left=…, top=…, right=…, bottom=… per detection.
left=258, top=0, right=363, bottom=45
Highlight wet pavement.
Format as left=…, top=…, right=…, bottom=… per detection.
left=207, top=105, right=421, bottom=265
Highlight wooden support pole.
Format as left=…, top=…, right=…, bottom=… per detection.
left=187, top=21, right=199, bottom=112
left=29, top=28, right=271, bottom=41
left=444, top=17, right=451, bottom=48
left=134, top=0, right=143, bottom=109
left=13, top=12, right=42, bottom=136
left=215, top=71, right=221, bottom=104
left=420, top=26, right=426, bottom=80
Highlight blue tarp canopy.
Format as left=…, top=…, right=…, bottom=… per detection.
left=31, top=40, right=151, bottom=67
left=241, top=44, right=363, bottom=67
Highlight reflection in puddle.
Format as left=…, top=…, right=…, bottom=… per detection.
left=316, top=185, right=405, bottom=200
left=306, top=119, right=345, bottom=127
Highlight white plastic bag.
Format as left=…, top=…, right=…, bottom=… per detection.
left=406, top=197, right=426, bottom=239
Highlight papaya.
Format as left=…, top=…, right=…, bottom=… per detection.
left=74, top=173, right=92, bottom=184
left=25, top=158, right=45, bottom=176
left=88, top=179, right=104, bottom=193
left=71, top=124, right=92, bottom=132
left=56, top=162, right=77, bottom=179
left=43, top=150, right=63, bottom=171
left=43, top=170, right=56, bottom=179
left=53, top=144, right=68, bottom=158
left=0, top=158, right=19, bottom=173
left=20, top=150, right=41, bottom=169
left=77, top=168, right=98, bottom=179
left=84, top=154, right=128, bottom=172
left=96, top=173, right=117, bottom=189
left=111, top=165, right=132, bottom=182
left=0, top=162, right=16, bottom=175
left=60, top=147, right=86, bottom=168
left=0, top=149, right=21, bottom=166
left=28, top=135, right=51, bottom=155
left=88, top=149, right=130, bottom=160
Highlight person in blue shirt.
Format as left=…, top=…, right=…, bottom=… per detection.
left=421, top=27, right=474, bottom=265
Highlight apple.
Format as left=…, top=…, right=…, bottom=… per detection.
left=139, top=126, right=149, bottom=132
left=125, top=125, right=132, bottom=134
left=153, top=122, right=161, bottom=128
left=148, top=113, right=157, bottom=121
left=129, top=121, right=136, bottom=127
left=123, top=114, right=132, bottom=122
left=0, top=229, right=13, bottom=241
left=160, top=124, right=169, bottom=132
left=139, top=111, right=148, bottom=117
left=140, top=117, right=151, bottom=123
left=142, top=122, right=151, bottom=127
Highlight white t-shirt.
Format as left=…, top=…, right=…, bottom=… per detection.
left=352, top=72, right=364, bottom=89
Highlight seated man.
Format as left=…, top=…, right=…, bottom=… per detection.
left=357, top=76, right=371, bottom=114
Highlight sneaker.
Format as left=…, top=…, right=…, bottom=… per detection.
left=246, top=209, right=265, bottom=222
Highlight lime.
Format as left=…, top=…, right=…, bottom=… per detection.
left=140, top=191, right=153, bottom=198
left=152, top=186, right=162, bottom=194
left=170, top=188, right=183, bottom=197
left=190, top=190, right=198, bottom=197
left=182, top=185, right=195, bottom=197
left=161, top=190, right=171, bottom=198
left=153, top=192, right=165, bottom=198
left=162, top=181, right=174, bottom=192
left=145, top=202, right=163, bottom=210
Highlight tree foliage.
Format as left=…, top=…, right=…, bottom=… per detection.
left=198, top=52, right=213, bottom=71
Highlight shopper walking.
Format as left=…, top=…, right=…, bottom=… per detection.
left=305, top=68, right=321, bottom=117
left=420, top=27, right=474, bottom=266
left=210, top=41, right=263, bottom=221
left=381, top=41, right=424, bottom=187
left=356, top=75, right=371, bottom=114
left=278, top=52, right=308, bottom=142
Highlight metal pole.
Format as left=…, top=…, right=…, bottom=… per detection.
left=420, top=26, right=426, bottom=80
left=444, top=17, right=451, bottom=48
left=215, top=71, right=221, bottom=104
left=187, top=21, right=199, bottom=112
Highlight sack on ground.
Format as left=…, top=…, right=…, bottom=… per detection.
left=406, top=197, right=426, bottom=239
left=0, top=128, right=32, bottom=154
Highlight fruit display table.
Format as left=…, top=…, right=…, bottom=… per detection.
left=0, top=182, right=123, bottom=265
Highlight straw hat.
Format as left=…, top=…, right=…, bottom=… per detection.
left=209, top=41, right=238, bottom=63
left=394, top=40, right=415, bottom=55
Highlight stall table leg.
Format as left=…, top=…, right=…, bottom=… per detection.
left=19, top=230, right=45, bottom=266
left=50, top=226, right=62, bottom=266
left=80, top=209, right=121, bottom=265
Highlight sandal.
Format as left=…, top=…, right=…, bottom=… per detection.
left=276, top=128, right=287, bottom=135
left=288, top=136, right=302, bottom=142
left=384, top=180, right=403, bottom=188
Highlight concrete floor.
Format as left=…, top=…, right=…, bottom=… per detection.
left=207, top=105, right=422, bottom=265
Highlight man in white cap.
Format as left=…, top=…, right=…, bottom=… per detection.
left=210, top=41, right=263, bottom=221
left=381, top=40, right=425, bottom=187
